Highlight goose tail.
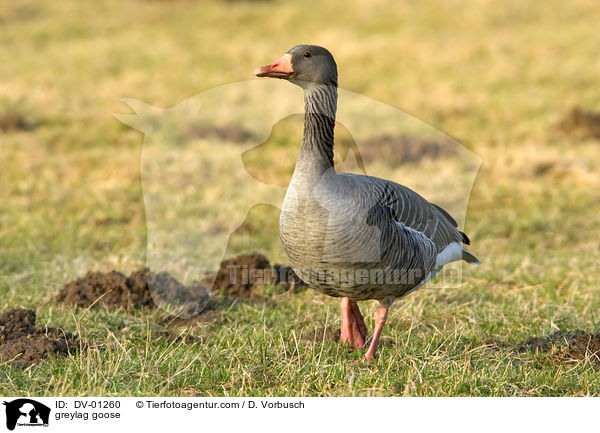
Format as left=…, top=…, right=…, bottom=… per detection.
left=461, top=247, right=481, bottom=264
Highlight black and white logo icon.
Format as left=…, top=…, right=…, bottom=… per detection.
left=3, top=399, right=50, bottom=431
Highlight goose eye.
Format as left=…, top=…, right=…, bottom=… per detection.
left=303, top=51, right=312, bottom=58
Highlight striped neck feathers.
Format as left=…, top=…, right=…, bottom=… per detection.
left=296, top=83, right=338, bottom=177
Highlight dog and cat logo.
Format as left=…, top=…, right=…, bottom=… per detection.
left=2, top=399, right=50, bottom=431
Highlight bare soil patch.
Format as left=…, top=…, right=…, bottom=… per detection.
left=514, top=330, right=600, bottom=367
left=564, top=333, right=600, bottom=362
left=338, top=134, right=457, bottom=166
left=514, top=330, right=585, bottom=353
left=556, top=107, right=600, bottom=139
left=0, top=309, right=79, bottom=368
left=182, top=123, right=256, bottom=143
left=0, top=112, right=33, bottom=132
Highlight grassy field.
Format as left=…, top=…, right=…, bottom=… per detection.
left=1, top=0, right=600, bottom=396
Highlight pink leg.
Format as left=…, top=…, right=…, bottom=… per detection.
left=340, top=297, right=367, bottom=349
left=363, top=306, right=388, bottom=361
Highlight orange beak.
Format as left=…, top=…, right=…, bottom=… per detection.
left=254, top=53, right=294, bottom=79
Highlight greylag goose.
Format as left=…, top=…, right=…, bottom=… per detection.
left=254, top=45, right=480, bottom=360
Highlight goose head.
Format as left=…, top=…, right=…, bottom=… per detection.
left=254, top=45, right=338, bottom=88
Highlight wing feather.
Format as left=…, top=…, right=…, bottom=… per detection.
left=342, top=173, right=468, bottom=251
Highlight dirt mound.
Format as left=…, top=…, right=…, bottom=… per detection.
left=0, top=309, right=79, bottom=368
left=56, top=253, right=302, bottom=314
left=556, top=107, right=600, bottom=139
left=514, top=330, right=600, bottom=367
left=207, top=254, right=306, bottom=296
left=56, top=268, right=209, bottom=318
left=57, top=270, right=151, bottom=309
left=209, top=252, right=272, bottom=298
left=131, top=268, right=208, bottom=316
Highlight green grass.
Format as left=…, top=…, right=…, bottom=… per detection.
left=1, top=0, right=600, bottom=396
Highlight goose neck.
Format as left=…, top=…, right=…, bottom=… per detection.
left=295, top=84, right=338, bottom=180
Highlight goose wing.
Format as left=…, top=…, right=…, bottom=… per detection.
left=342, top=173, right=470, bottom=251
